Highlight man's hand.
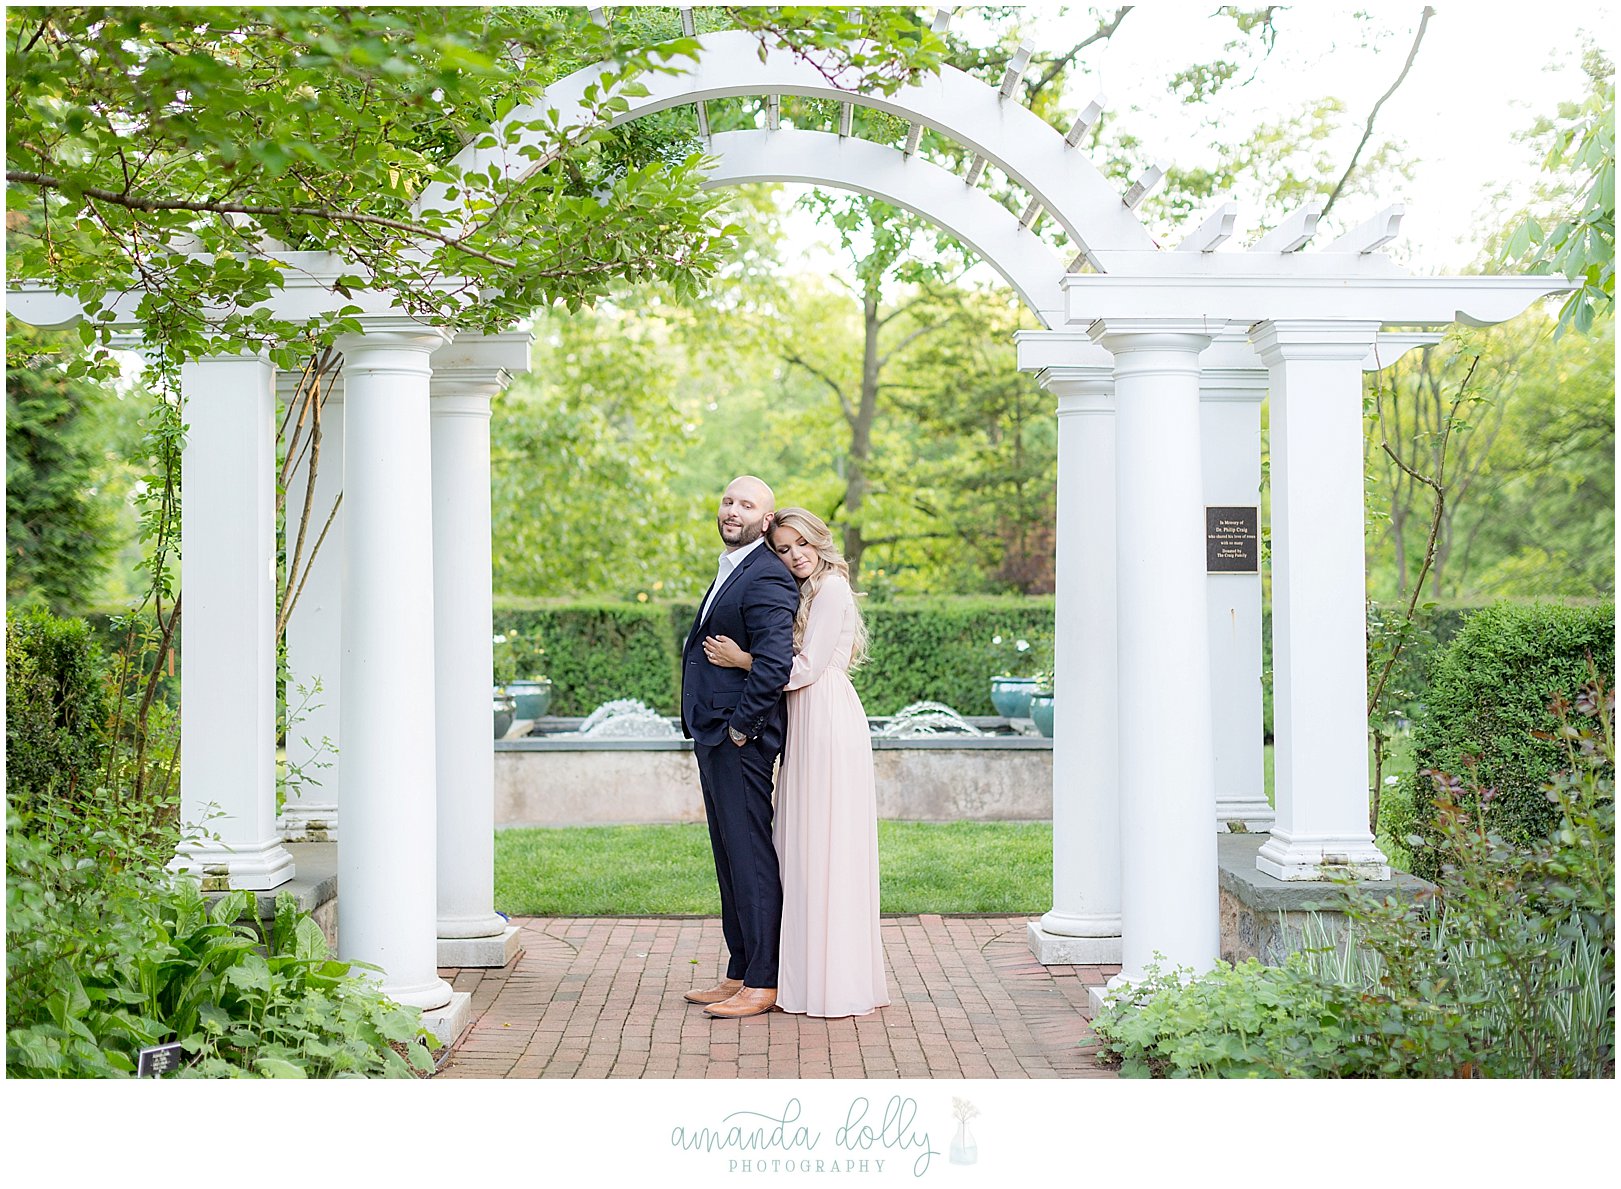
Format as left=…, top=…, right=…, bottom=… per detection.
left=728, top=726, right=748, bottom=747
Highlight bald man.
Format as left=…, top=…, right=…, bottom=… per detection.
left=679, top=476, right=799, bottom=1018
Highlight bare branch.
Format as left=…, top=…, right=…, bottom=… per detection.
left=1023, top=7, right=1133, bottom=101
left=7, top=169, right=521, bottom=269
left=1322, top=6, right=1434, bottom=221
left=784, top=351, right=855, bottom=424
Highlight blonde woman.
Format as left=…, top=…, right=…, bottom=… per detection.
left=703, top=507, right=890, bottom=1018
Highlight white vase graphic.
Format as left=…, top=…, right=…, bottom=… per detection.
left=950, top=1119, right=978, bottom=1165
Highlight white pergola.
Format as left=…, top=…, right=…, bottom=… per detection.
left=8, top=17, right=1569, bottom=1030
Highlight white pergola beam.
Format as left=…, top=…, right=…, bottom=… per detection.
left=1175, top=200, right=1239, bottom=253
left=680, top=9, right=707, bottom=137
left=839, top=100, right=853, bottom=138
left=766, top=93, right=780, bottom=131
left=999, top=40, right=1035, bottom=100
left=1065, top=273, right=1575, bottom=326
left=1322, top=203, right=1406, bottom=254
left=1121, top=159, right=1167, bottom=210
left=418, top=29, right=1160, bottom=270
left=1251, top=200, right=1325, bottom=253
left=701, top=128, right=1066, bottom=325
left=1064, top=95, right=1105, bottom=147
left=964, top=154, right=986, bottom=187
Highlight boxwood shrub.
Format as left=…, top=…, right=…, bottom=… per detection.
left=494, top=595, right=1055, bottom=717
left=5, top=607, right=109, bottom=805
left=1401, top=600, right=1615, bottom=881
left=493, top=599, right=682, bottom=716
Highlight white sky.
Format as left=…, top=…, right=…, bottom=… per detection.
left=776, top=1, right=1614, bottom=276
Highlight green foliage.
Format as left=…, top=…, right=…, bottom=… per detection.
left=7, top=607, right=429, bottom=1078
left=860, top=600, right=1053, bottom=715
left=5, top=608, right=110, bottom=806
left=1363, top=316, right=1614, bottom=605
left=1402, top=602, right=1615, bottom=880
left=494, top=600, right=682, bottom=716
left=490, top=298, right=706, bottom=600
left=5, top=7, right=945, bottom=374
left=1502, top=51, right=1615, bottom=337
left=494, top=595, right=1056, bottom=717
left=1094, top=685, right=1615, bottom=1078
left=5, top=332, right=118, bottom=611
left=1091, top=954, right=1378, bottom=1077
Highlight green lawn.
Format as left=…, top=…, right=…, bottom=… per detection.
left=493, top=820, right=1053, bottom=916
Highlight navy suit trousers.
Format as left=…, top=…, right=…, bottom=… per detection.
left=694, top=735, right=782, bottom=987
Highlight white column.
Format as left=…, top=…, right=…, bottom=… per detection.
left=1093, top=320, right=1222, bottom=984
left=174, top=353, right=296, bottom=890
left=1252, top=320, right=1390, bottom=880
left=1027, top=364, right=1121, bottom=963
left=430, top=354, right=521, bottom=967
left=279, top=367, right=344, bottom=842
left=1199, top=340, right=1273, bottom=832
left=337, top=320, right=454, bottom=1010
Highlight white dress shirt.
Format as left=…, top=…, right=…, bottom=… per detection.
left=700, top=535, right=767, bottom=624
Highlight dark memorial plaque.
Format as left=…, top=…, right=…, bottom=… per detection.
left=137, top=1042, right=185, bottom=1078
left=1206, top=506, right=1259, bottom=573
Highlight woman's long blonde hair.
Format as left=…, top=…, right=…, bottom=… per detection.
left=770, top=507, right=869, bottom=668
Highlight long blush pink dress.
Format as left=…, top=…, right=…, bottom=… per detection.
left=774, top=574, right=890, bottom=1018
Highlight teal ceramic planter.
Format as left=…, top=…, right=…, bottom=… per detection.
left=1029, top=694, right=1054, bottom=737
left=493, top=687, right=516, bottom=740
left=990, top=675, right=1038, bottom=718
left=507, top=679, right=553, bottom=719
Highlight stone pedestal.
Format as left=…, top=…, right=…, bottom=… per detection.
left=437, top=927, right=524, bottom=969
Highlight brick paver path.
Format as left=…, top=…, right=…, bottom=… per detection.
left=436, top=915, right=1119, bottom=1079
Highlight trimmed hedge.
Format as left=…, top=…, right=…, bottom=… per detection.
left=5, top=608, right=109, bottom=805
left=1400, top=601, right=1615, bottom=882
left=858, top=598, right=1054, bottom=716
left=494, top=596, right=1054, bottom=717
left=493, top=600, right=686, bottom=716
left=1263, top=604, right=1483, bottom=740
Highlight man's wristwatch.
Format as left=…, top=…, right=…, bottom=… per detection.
left=728, top=726, right=748, bottom=746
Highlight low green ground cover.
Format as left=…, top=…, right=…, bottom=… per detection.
left=493, top=820, right=1053, bottom=915
left=1093, top=662, right=1615, bottom=1079
left=6, top=608, right=437, bottom=1078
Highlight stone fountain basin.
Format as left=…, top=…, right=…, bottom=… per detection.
left=494, top=717, right=1052, bottom=826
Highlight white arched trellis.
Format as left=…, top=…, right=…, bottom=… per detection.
left=7, top=15, right=1572, bottom=1032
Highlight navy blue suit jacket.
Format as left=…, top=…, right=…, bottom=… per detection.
left=680, top=544, right=798, bottom=750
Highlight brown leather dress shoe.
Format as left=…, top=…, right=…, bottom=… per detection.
left=703, top=986, right=778, bottom=1018
left=683, top=977, right=743, bottom=1005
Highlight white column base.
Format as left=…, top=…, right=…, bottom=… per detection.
left=1088, top=969, right=1142, bottom=1015
left=278, top=802, right=338, bottom=843
left=1215, top=797, right=1276, bottom=834
left=418, top=991, right=473, bottom=1048
left=170, top=839, right=295, bottom=892
left=1256, top=830, right=1390, bottom=881
left=438, top=924, right=524, bottom=968
left=1028, top=923, right=1121, bottom=965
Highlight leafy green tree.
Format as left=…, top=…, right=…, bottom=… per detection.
left=5, top=6, right=946, bottom=375
left=5, top=327, right=118, bottom=610
left=1501, top=49, right=1615, bottom=336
